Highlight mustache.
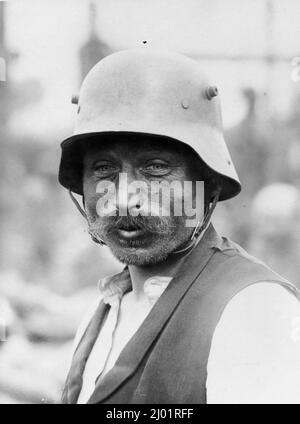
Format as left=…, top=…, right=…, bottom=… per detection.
left=97, top=214, right=172, bottom=235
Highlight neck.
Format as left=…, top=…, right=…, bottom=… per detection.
left=128, top=251, right=188, bottom=301
left=127, top=223, right=212, bottom=301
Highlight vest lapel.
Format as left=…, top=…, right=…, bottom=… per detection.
left=88, top=224, right=222, bottom=404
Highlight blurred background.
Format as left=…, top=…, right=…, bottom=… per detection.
left=0, top=0, right=300, bottom=403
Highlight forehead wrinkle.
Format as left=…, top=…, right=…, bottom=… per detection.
left=83, top=137, right=187, bottom=166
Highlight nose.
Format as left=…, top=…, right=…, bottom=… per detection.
left=116, top=171, right=145, bottom=216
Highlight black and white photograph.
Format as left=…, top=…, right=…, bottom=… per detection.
left=1, top=0, right=300, bottom=406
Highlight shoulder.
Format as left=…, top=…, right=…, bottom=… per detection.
left=213, top=232, right=299, bottom=295
left=212, top=282, right=300, bottom=347
left=203, top=230, right=300, bottom=313
left=207, top=282, right=300, bottom=403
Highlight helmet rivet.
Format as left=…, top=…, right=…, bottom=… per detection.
left=205, top=86, right=218, bottom=100
left=71, top=94, right=79, bottom=104
left=181, top=99, right=189, bottom=109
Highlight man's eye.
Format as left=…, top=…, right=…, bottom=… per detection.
left=94, top=164, right=117, bottom=175
left=144, top=163, right=170, bottom=175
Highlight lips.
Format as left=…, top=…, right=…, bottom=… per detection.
left=116, top=227, right=145, bottom=239
left=105, top=216, right=165, bottom=241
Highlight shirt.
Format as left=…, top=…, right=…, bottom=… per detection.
left=74, top=272, right=300, bottom=404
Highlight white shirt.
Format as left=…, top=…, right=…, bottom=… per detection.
left=74, top=276, right=300, bottom=404
left=77, top=274, right=172, bottom=403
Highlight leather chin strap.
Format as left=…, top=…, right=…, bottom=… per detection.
left=68, top=190, right=106, bottom=246
left=170, top=186, right=221, bottom=255
left=68, top=184, right=221, bottom=253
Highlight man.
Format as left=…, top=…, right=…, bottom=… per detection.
left=59, top=49, right=300, bottom=404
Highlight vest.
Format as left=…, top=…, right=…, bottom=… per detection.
left=62, top=224, right=299, bottom=404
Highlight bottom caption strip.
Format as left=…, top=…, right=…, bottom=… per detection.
left=105, top=408, right=195, bottom=421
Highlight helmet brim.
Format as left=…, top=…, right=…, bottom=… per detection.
left=59, top=131, right=241, bottom=202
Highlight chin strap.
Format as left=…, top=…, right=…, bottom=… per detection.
left=171, top=185, right=221, bottom=256
left=68, top=190, right=106, bottom=246
left=68, top=190, right=87, bottom=219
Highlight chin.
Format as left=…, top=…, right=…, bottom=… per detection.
left=102, top=230, right=192, bottom=265
left=108, top=243, right=172, bottom=266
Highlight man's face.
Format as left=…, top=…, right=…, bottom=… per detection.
left=83, top=136, right=203, bottom=265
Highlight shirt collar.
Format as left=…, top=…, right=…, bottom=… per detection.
left=98, top=269, right=172, bottom=307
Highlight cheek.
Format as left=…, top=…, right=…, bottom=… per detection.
left=83, top=178, right=99, bottom=217
left=84, top=177, right=117, bottom=216
left=95, top=181, right=118, bottom=216
left=145, top=182, right=185, bottom=217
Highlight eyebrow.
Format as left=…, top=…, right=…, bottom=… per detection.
left=85, top=148, right=182, bottom=162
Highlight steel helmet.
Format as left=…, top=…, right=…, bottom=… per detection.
left=59, top=48, right=241, bottom=201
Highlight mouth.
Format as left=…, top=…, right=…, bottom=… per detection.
left=116, top=226, right=146, bottom=239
